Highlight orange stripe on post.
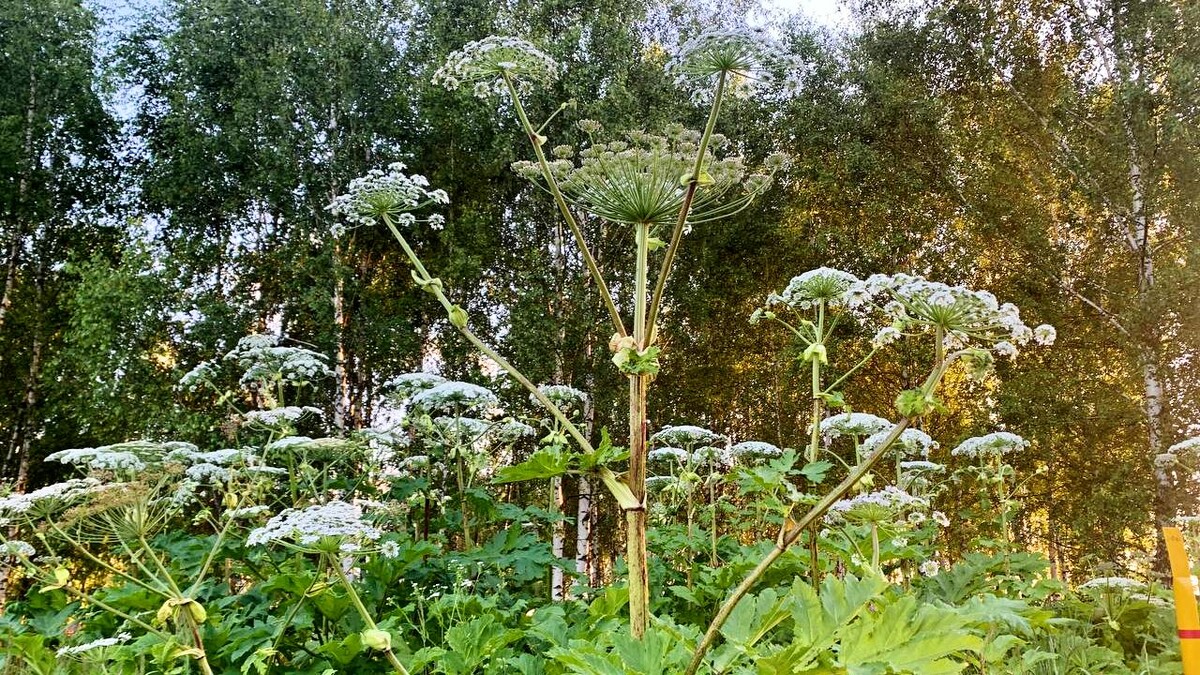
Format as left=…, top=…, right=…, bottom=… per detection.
left=1164, top=526, right=1200, bottom=673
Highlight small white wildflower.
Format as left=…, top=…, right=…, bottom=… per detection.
left=919, top=560, right=940, bottom=577
left=380, top=540, right=401, bottom=559
left=1033, top=324, right=1057, bottom=346
left=932, top=511, right=950, bottom=527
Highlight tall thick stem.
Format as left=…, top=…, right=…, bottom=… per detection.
left=626, top=222, right=651, bottom=638
left=383, top=218, right=593, bottom=455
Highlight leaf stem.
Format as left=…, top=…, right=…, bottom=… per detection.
left=646, top=71, right=728, bottom=343
left=501, top=74, right=627, bottom=338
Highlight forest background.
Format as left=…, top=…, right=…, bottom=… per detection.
left=1, top=0, right=1198, bottom=580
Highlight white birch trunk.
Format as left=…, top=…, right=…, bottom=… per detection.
left=551, top=476, right=566, bottom=600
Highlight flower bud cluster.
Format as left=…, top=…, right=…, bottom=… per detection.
left=513, top=127, right=782, bottom=228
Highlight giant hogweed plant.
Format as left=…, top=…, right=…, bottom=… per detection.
left=679, top=269, right=1055, bottom=671
left=329, top=29, right=797, bottom=638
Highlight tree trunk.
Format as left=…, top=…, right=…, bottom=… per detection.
left=0, top=236, right=19, bottom=334
left=551, top=476, right=566, bottom=600
left=12, top=333, right=43, bottom=491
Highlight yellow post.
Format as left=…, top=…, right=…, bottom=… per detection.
left=1165, top=526, right=1200, bottom=672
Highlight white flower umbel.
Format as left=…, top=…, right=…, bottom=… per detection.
left=223, top=505, right=271, bottom=520
left=919, top=560, right=940, bottom=577
left=0, top=540, right=35, bottom=557
left=327, top=162, right=448, bottom=229
left=774, top=268, right=861, bottom=311
left=379, top=540, right=401, bottom=559
left=432, top=36, right=562, bottom=100
left=57, top=632, right=132, bottom=657
left=1168, top=436, right=1200, bottom=456
left=45, top=447, right=146, bottom=473
left=666, top=27, right=806, bottom=101
left=862, top=427, right=938, bottom=458
left=818, top=413, right=894, bottom=439
left=900, top=460, right=945, bottom=474
left=692, top=446, right=733, bottom=467
left=165, top=447, right=258, bottom=466
left=185, top=463, right=232, bottom=484
left=243, top=406, right=324, bottom=428
left=431, top=416, right=492, bottom=444
left=248, top=501, right=383, bottom=552
left=223, top=334, right=333, bottom=387
left=826, top=486, right=929, bottom=525
left=535, top=384, right=589, bottom=416
left=951, top=432, right=1030, bottom=459
left=730, top=441, right=783, bottom=459
left=1078, top=576, right=1145, bottom=590
left=179, top=360, right=218, bottom=391
left=1033, top=324, right=1057, bottom=346
left=650, top=425, right=727, bottom=449
left=0, top=478, right=102, bottom=515
left=409, top=381, right=499, bottom=415
left=648, top=447, right=690, bottom=465
left=383, top=372, right=448, bottom=401
left=488, top=419, right=536, bottom=446
left=516, top=129, right=779, bottom=228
